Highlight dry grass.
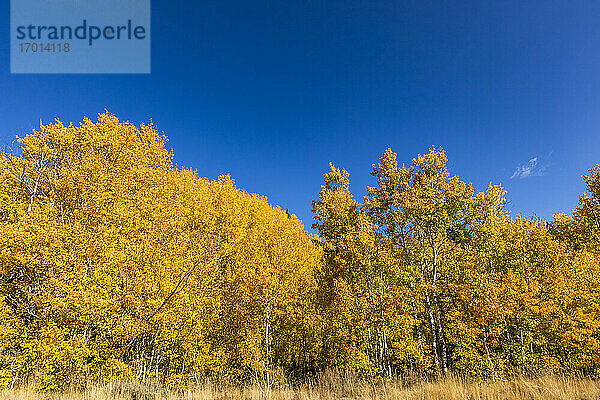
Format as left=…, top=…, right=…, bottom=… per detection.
left=1, top=375, right=600, bottom=400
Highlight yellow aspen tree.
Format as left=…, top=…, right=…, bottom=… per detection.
left=0, top=112, right=321, bottom=389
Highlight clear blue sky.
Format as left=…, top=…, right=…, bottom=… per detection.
left=1, top=1, right=599, bottom=230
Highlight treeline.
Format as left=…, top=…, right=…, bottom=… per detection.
left=0, top=113, right=598, bottom=390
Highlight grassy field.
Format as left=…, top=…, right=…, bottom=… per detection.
left=2, top=375, right=600, bottom=400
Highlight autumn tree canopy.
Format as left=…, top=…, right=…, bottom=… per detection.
left=0, top=113, right=320, bottom=389
left=313, top=146, right=600, bottom=377
left=0, top=112, right=599, bottom=389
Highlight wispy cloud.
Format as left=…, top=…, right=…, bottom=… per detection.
left=511, top=152, right=552, bottom=179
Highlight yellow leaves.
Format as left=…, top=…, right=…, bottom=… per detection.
left=1, top=112, right=600, bottom=386
left=550, top=164, right=600, bottom=251
left=315, top=146, right=600, bottom=377
left=0, top=112, right=322, bottom=387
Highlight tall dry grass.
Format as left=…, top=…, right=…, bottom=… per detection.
left=1, top=374, right=599, bottom=400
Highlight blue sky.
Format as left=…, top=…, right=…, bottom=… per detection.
left=1, top=1, right=599, bottom=230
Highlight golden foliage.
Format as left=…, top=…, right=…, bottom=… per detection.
left=0, top=113, right=320, bottom=389
left=1, top=113, right=599, bottom=389
left=313, top=146, right=600, bottom=378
